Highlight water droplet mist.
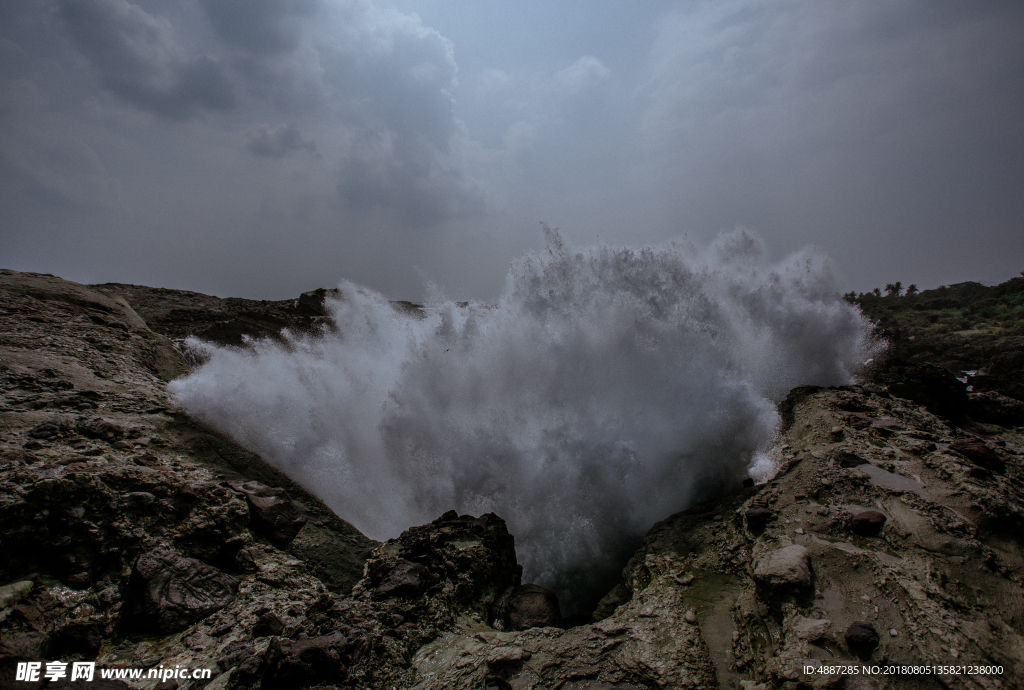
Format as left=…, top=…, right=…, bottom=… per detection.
left=169, top=229, right=877, bottom=611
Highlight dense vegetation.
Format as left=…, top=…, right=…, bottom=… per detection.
left=844, top=273, right=1024, bottom=404
left=847, top=274, right=1024, bottom=340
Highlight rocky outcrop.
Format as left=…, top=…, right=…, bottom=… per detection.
left=4, top=268, right=1024, bottom=689
left=122, top=548, right=239, bottom=634
left=0, top=270, right=376, bottom=678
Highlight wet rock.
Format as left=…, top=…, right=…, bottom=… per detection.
left=967, top=390, right=1024, bottom=427
left=0, top=580, right=34, bottom=609
left=228, top=480, right=308, bottom=546
left=53, top=544, right=103, bottom=588
left=491, top=584, right=560, bottom=631
left=969, top=466, right=993, bottom=480
left=296, top=288, right=341, bottom=316
left=12, top=589, right=64, bottom=634
left=75, top=418, right=124, bottom=443
left=173, top=482, right=250, bottom=567
left=753, top=545, right=812, bottom=590
left=372, top=559, right=432, bottom=600
left=206, top=612, right=235, bottom=636
left=745, top=507, right=773, bottom=531
left=875, top=360, right=968, bottom=421
left=51, top=621, right=103, bottom=658
left=217, top=639, right=256, bottom=671
left=851, top=510, right=887, bottom=537
left=27, top=421, right=62, bottom=439
left=253, top=611, right=286, bottom=637
left=0, top=631, right=50, bottom=659
left=258, top=631, right=354, bottom=689
left=122, top=548, right=239, bottom=634
left=361, top=511, right=519, bottom=618
left=950, top=439, right=1005, bottom=474
left=833, top=451, right=865, bottom=468
left=845, top=621, right=880, bottom=657
left=132, top=453, right=164, bottom=468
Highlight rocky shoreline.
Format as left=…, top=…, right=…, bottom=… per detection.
left=2, top=268, right=1023, bottom=689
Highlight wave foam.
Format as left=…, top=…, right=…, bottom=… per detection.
left=169, top=229, right=877, bottom=610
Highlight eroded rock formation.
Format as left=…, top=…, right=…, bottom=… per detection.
left=2, top=268, right=1023, bottom=689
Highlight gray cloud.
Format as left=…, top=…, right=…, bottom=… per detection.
left=246, top=124, right=317, bottom=158
left=57, top=0, right=234, bottom=120
left=199, top=0, right=317, bottom=56
left=1, top=0, right=1022, bottom=301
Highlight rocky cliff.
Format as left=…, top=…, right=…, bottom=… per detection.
left=1, top=269, right=1022, bottom=690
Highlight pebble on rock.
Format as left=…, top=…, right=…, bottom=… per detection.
left=845, top=621, right=880, bottom=656
left=851, top=510, right=887, bottom=537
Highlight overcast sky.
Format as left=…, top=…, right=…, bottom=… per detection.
left=2, top=0, right=1022, bottom=300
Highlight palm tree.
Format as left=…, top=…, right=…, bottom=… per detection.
left=872, top=287, right=882, bottom=297
left=884, top=281, right=903, bottom=297
left=906, top=284, right=919, bottom=297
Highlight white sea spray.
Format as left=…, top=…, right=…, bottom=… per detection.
left=169, top=229, right=877, bottom=609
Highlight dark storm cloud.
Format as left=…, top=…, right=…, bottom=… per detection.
left=2, top=0, right=1022, bottom=300
left=57, top=0, right=234, bottom=120
left=245, top=124, right=317, bottom=158
left=45, top=0, right=478, bottom=231
left=199, top=0, right=317, bottom=55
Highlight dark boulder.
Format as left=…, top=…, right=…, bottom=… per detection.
left=372, top=559, right=432, bottom=600
left=967, top=391, right=1024, bottom=427
left=51, top=621, right=103, bottom=658
left=491, top=584, right=561, bottom=631
left=873, top=360, right=968, bottom=422
left=258, top=631, right=358, bottom=689
left=252, top=611, right=286, bottom=638
left=832, top=451, right=865, bottom=468
left=950, top=439, right=1005, bottom=474
left=75, top=418, right=124, bottom=443
left=296, top=288, right=341, bottom=316
left=228, top=480, right=308, bottom=546
left=361, top=511, right=520, bottom=619
left=27, top=421, right=62, bottom=440
left=969, top=466, right=993, bottom=480
left=744, top=507, right=773, bottom=531
left=122, top=548, right=238, bottom=634
left=845, top=621, right=880, bottom=657
left=851, top=510, right=887, bottom=537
